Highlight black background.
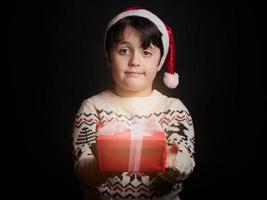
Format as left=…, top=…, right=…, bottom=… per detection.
left=11, top=0, right=263, bottom=199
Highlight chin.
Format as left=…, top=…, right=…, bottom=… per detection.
left=126, top=80, right=147, bottom=88
left=122, top=83, right=140, bottom=89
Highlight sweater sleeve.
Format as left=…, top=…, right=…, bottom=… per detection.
left=161, top=99, right=195, bottom=183
left=72, top=99, right=101, bottom=187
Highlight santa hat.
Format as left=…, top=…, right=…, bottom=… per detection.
left=104, top=7, right=179, bottom=89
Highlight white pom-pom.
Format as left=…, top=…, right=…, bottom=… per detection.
left=163, top=72, right=179, bottom=89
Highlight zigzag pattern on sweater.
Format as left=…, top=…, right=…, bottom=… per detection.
left=96, top=109, right=192, bottom=127
left=98, top=177, right=182, bottom=199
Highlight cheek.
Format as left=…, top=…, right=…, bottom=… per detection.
left=150, top=54, right=161, bottom=70
left=111, top=67, right=120, bottom=78
left=111, top=63, right=124, bottom=76
left=110, top=55, right=128, bottom=68
left=146, top=68, right=158, bottom=81
left=148, top=58, right=161, bottom=76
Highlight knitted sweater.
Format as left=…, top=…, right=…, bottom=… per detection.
left=72, top=90, right=195, bottom=200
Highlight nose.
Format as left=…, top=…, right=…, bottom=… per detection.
left=129, top=51, right=140, bottom=67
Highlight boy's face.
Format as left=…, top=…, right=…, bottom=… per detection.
left=108, top=26, right=161, bottom=97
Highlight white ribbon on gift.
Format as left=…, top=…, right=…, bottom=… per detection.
left=97, top=119, right=164, bottom=172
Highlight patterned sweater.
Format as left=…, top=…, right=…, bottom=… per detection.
left=72, top=90, right=195, bottom=200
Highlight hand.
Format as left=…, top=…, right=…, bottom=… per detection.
left=155, top=143, right=180, bottom=184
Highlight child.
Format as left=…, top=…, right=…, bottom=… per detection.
left=72, top=7, right=195, bottom=200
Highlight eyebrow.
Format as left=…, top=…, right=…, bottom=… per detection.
left=117, top=41, right=132, bottom=45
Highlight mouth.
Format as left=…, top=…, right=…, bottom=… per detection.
left=125, top=71, right=145, bottom=75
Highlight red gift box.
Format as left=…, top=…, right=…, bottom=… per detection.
left=96, top=121, right=166, bottom=173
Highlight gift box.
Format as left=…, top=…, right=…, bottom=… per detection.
left=96, top=120, right=166, bottom=173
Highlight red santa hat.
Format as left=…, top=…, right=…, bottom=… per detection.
left=104, top=7, right=179, bottom=89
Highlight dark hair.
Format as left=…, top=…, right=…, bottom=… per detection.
left=105, top=16, right=163, bottom=59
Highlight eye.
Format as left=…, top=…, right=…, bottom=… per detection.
left=143, top=50, right=152, bottom=57
left=118, top=48, right=130, bottom=55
